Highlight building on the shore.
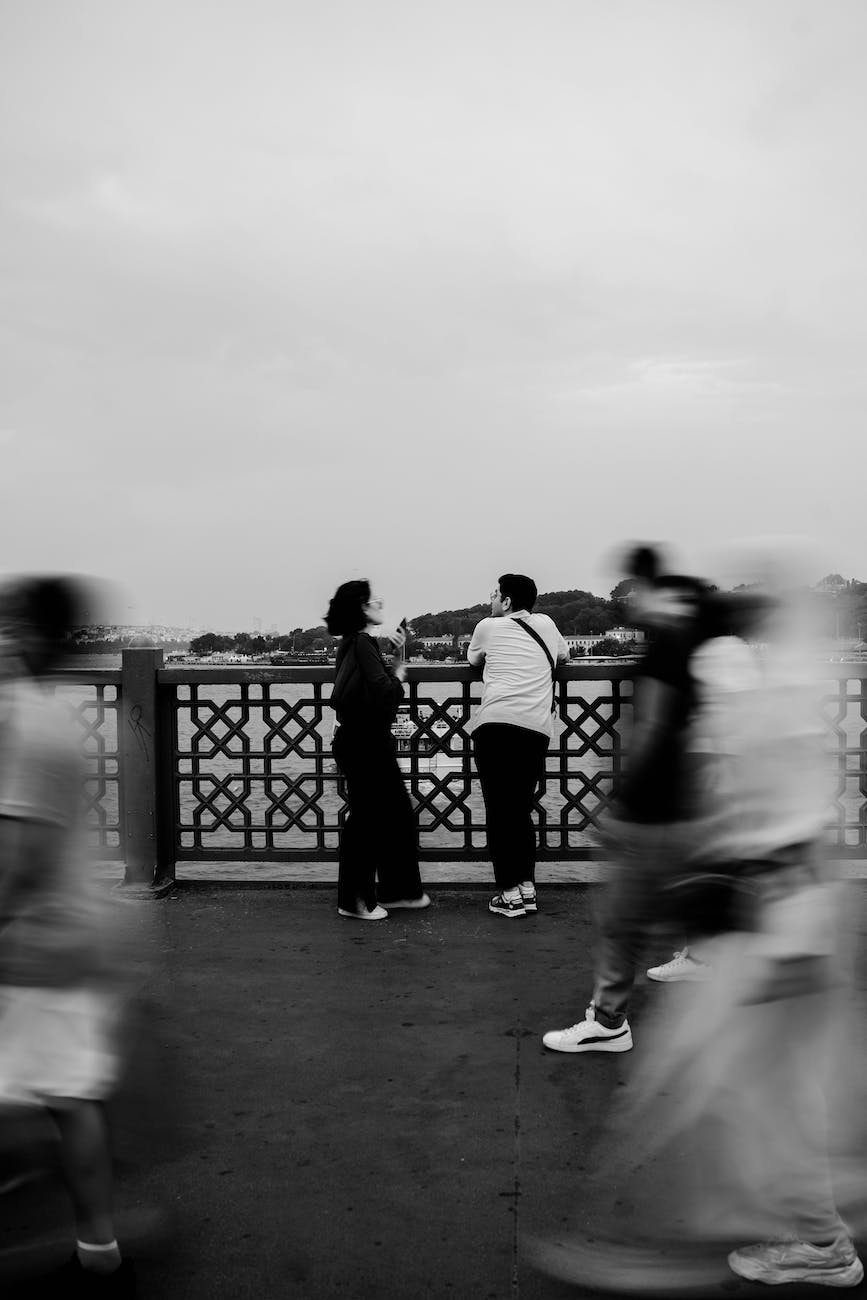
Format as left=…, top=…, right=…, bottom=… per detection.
left=195, top=651, right=253, bottom=664
left=446, top=627, right=644, bottom=658
left=564, top=627, right=644, bottom=654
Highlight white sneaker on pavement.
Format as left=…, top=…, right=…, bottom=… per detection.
left=728, top=1235, right=864, bottom=1287
left=542, top=1004, right=633, bottom=1053
left=646, top=948, right=711, bottom=982
left=337, top=904, right=389, bottom=920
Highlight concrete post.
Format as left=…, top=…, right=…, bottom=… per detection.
left=119, top=643, right=174, bottom=896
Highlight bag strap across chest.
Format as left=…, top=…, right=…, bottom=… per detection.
left=513, top=618, right=557, bottom=713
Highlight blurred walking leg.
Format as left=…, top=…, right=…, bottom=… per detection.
left=592, top=825, right=669, bottom=1028
left=52, top=1101, right=115, bottom=1248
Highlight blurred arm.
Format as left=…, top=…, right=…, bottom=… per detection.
left=0, top=815, right=58, bottom=918
left=618, top=677, right=680, bottom=798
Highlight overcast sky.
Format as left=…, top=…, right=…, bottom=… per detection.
left=2, top=0, right=865, bottom=631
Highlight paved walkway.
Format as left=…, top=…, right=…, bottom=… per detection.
left=3, top=884, right=867, bottom=1299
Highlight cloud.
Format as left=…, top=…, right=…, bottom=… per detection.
left=25, top=171, right=195, bottom=236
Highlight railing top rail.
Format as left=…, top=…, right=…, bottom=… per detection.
left=53, top=668, right=123, bottom=685
left=50, top=661, right=867, bottom=688
left=155, top=661, right=867, bottom=685
left=156, top=663, right=640, bottom=685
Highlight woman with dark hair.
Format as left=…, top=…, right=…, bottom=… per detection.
left=326, top=580, right=429, bottom=920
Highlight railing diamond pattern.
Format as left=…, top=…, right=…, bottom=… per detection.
left=820, top=673, right=867, bottom=851
left=56, top=677, right=123, bottom=858
left=58, top=662, right=867, bottom=867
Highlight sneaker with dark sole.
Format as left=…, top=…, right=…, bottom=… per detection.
left=489, top=893, right=526, bottom=918
left=728, top=1235, right=864, bottom=1287
left=542, top=1004, right=633, bottom=1053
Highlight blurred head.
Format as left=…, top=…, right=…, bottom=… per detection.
left=607, top=543, right=668, bottom=609
left=622, top=544, right=663, bottom=586
left=1, top=576, right=87, bottom=675
left=325, top=580, right=384, bottom=636
left=492, top=573, right=537, bottom=617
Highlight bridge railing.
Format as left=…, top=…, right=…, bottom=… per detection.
left=57, top=651, right=867, bottom=886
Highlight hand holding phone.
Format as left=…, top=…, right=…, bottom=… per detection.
left=388, top=617, right=408, bottom=651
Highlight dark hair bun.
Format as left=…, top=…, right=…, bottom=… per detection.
left=325, top=579, right=371, bottom=636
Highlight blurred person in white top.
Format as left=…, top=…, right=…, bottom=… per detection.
left=529, top=563, right=867, bottom=1293
left=0, top=578, right=135, bottom=1295
left=648, top=584, right=864, bottom=1288
left=467, top=575, right=568, bottom=918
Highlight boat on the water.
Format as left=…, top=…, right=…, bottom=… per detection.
left=328, top=705, right=464, bottom=774
left=391, top=705, right=464, bottom=772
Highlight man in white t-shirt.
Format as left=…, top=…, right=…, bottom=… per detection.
left=467, top=574, right=568, bottom=917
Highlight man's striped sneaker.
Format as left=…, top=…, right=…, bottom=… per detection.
left=489, top=893, right=526, bottom=918
left=542, top=1004, right=633, bottom=1053
left=518, top=884, right=538, bottom=913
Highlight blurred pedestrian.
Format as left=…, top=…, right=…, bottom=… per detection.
left=542, top=564, right=712, bottom=1051
left=531, top=575, right=867, bottom=1290
left=467, top=574, right=568, bottom=918
left=326, top=580, right=429, bottom=920
left=0, top=577, right=135, bottom=1296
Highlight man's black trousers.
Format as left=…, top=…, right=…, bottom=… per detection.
left=473, top=723, right=549, bottom=891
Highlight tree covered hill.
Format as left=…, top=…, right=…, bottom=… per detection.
left=411, top=576, right=867, bottom=641
left=410, top=588, right=622, bottom=638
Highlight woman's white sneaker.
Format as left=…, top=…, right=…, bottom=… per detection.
left=337, top=904, right=389, bottom=920
left=542, top=1005, right=633, bottom=1053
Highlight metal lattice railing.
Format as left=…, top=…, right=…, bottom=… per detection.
left=163, top=665, right=637, bottom=860
left=820, top=670, right=867, bottom=851
left=162, top=663, right=866, bottom=862
left=55, top=673, right=124, bottom=858
left=59, top=660, right=867, bottom=867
